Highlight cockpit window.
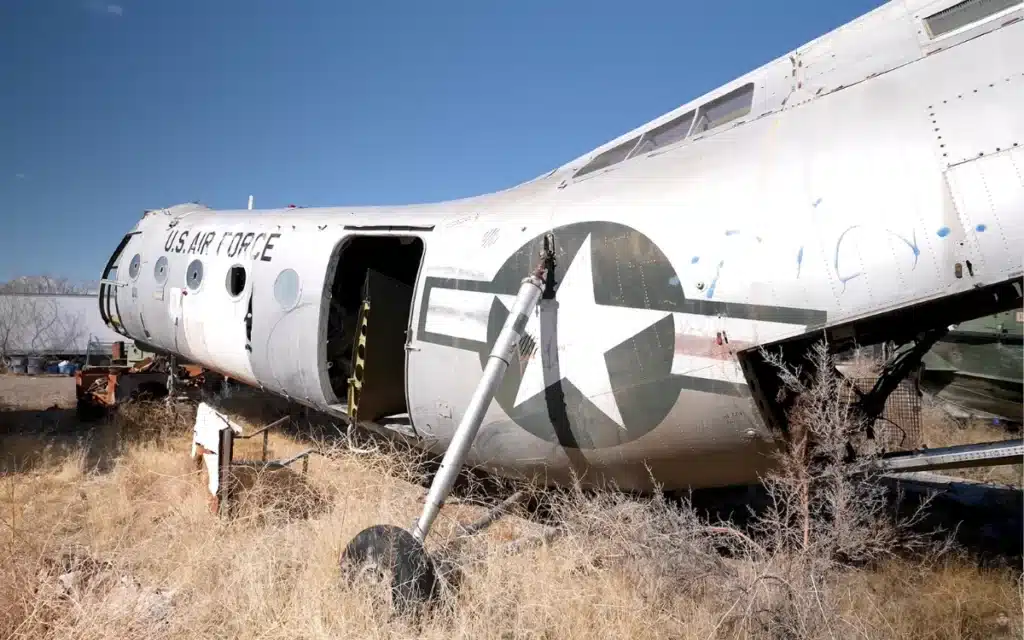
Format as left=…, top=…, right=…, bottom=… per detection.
left=573, top=81, right=755, bottom=180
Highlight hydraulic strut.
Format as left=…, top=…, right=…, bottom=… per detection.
left=411, top=251, right=550, bottom=543
left=341, top=237, right=556, bottom=611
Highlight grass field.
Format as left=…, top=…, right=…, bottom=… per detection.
left=1, top=372, right=1021, bottom=639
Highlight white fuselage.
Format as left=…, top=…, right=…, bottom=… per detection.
left=100, top=0, right=1024, bottom=491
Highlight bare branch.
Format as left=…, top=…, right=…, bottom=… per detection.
left=0, top=276, right=94, bottom=295
left=0, top=293, right=88, bottom=359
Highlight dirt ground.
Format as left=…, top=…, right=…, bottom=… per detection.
left=0, top=374, right=77, bottom=410
left=0, top=375, right=85, bottom=454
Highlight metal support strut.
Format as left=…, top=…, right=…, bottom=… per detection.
left=411, top=270, right=546, bottom=543
left=340, top=242, right=554, bottom=612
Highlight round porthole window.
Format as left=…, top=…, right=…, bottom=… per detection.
left=273, top=268, right=301, bottom=310
left=186, top=259, right=204, bottom=291
left=128, top=254, right=141, bottom=280
left=226, top=264, right=247, bottom=297
left=153, top=256, right=168, bottom=284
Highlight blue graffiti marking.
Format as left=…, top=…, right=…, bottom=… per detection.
left=903, top=230, right=921, bottom=261
left=722, top=229, right=762, bottom=243
left=834, top=227, right=861, bottom=289
left=937, top=226, right=951, bottom=238
left=691, top=256, right=700, bottom=264
left=706, top=260, right=725, bottom=299
left=976, top=223, right=987, bottom=232
left=833, top=225, right=920, bottom=292
left=795, top=197, right=825, bottom=279
left=668, top=276, right=680, bottom=287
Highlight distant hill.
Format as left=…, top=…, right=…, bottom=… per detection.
left=0, top=276, right=99, bottom=295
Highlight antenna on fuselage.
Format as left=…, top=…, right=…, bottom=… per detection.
left=247, top=195, right=254, bottom=210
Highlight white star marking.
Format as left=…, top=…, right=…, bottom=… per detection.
left=496, top=234, right=672, bottom=428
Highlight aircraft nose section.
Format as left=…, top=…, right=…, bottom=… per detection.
left=97, top=231, right=140, bottom=334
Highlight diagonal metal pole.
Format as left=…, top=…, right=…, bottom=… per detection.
left=411, top=265, right=547, bottom=544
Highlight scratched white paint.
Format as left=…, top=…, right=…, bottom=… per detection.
left=670, top=354, right=746, bottom=384
left=670, top=313, right=809, bottom=345
left=423, top=288, right=492, bottom=342
left=946, top=147, right=1024, bottom=277
left=184, top=261, right=255, bottom=385
left=423, top=266, right=491, bottom=281
left=98, top=0, right=1024, bottom=493
left=168, top=287, right=183, bottom=325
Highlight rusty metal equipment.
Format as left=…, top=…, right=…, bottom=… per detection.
left=75, top=365, right=169, bottom=420
left=74, top=341, right=209, bottom=420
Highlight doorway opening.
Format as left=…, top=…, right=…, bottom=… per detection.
left=324, top=235, right=425, bottom=421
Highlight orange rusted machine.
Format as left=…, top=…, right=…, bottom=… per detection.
left=75, top=340, right=208, bottom=420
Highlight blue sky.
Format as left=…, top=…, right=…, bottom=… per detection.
left=0, top=0, right=882, bottom=283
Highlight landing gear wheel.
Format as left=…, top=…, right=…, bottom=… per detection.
left=341, top=524, right=439, bottom=614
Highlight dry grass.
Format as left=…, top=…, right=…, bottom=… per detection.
left=920, top=401, right=1023, bottom=487
left=0, top=364, right=1021, bottom=639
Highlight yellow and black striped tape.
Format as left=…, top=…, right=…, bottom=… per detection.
left=347, top=299, right=370, bottom=421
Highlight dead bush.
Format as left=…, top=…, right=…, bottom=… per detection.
left=756, top=341, right=940, bottom=563
left=223, top=464, right=332, bottom=525
left=113, top=400, right=195, bottom=445
left=704, top=340, right=958, bottom=639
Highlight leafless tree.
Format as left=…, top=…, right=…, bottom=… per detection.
left=0, top=295, right=86, bottom=364
left=0, top=276, right=96, bottom=295
left=0, top=295, right=17, bottom=361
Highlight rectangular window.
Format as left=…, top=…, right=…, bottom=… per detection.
left=573, top=134, right=641, bottom=179
left=691, top=82, right=754, bottom=136
left=572, top=81, right=756, bottom=180
left=924, top=0, right=1022, bottom=38
left=628, top=110, right=695, bottom=158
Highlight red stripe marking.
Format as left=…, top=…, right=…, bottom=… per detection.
left=673, top=333, right=752, bottom=361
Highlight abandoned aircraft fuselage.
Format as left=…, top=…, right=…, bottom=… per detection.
left=99, top=0, right=1024, bottom=492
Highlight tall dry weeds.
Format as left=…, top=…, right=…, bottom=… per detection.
left=757, top=341, right=939, bottom=563
left=697, top=341, right=955, bottom=638
left=0, top=362, right=1021, bottom=639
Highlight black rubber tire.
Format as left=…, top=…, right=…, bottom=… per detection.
left=341, top=524, right=438, bottom=613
